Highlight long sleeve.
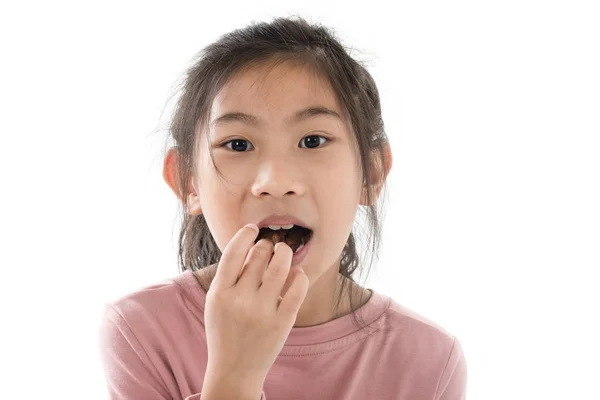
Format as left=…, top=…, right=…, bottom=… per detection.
left=435, top=337, right=468, bottom=400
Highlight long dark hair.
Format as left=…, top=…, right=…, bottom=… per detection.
left=161, top=14, right=390, bottom=329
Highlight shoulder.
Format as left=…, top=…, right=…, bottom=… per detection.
left=385, top=299, right=457, bottom=339
left=104, top=276, right=179, bottom=312
left=101, top=266, right=219, bottom=326
left=388, top=298, right=461, bottom=346
left=374, top=296, right=467, bottom=396
left=100, top=271, right=204, bottom=338
left=378, top=296, right=465, bottom=369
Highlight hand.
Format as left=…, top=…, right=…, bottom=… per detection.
left=203, top=224, right=310, bottom=385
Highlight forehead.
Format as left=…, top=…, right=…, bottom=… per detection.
left=210, top=61, right=349, bottom=127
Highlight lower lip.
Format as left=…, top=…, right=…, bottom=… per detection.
left=291, top=232, right=313, bottom=267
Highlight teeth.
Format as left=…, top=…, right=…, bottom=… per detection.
left=267, top=224, right=294, bottom=230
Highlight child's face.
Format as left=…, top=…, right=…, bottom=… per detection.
left=190, top=61, right=364, bottom=280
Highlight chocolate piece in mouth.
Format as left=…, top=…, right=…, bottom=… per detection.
left=254, top=225, right=312, bottom=252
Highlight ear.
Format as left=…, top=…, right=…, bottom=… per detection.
left=162, top=147, right=203, bottom=215
left=359, top=143, right=393, bottom=206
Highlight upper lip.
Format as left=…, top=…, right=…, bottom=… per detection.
left=256, top=214, right=312, bottom=230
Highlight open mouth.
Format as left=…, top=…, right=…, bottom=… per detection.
left=254, top=225, right=313, bottom=253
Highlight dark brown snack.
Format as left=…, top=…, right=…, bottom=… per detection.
left=258, top=226, right=309, bottom=252
left=270, top=231, right=281, bottom=245
left=285, top=235, right=302, bottom=252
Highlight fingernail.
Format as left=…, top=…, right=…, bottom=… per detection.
left=245, top=223, right=259, bottom=234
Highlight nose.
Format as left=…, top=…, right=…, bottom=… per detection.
left=251, top=155, right=305, bottom=198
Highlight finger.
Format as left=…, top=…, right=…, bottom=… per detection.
left=237, top=238, right=274, bottom=289
left=211, top=224, right=260, bottom=290
left=259, top=241, right=294, bottom=300
left=277, top=267, right=309, bottom=318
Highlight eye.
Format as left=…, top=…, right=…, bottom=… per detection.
left=220, top=135, right=329, bottom=152
left=299, top=135, right=329, bottom=149
left=222, top=139, right=255, bottom=152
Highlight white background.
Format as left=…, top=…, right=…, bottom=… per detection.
left=1, top=1, right=598, bottom=398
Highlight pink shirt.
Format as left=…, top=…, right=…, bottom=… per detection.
left=98, top=269, right=467, bottom=399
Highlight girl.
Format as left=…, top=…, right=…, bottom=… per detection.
left=99, top=15, right=467, bottom=400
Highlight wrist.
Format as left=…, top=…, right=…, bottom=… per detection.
left=202, top=367, right=265, bottom=400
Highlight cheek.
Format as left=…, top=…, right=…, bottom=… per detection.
left=328, top=153, right=362, bottom=196
left=205, top=219, right=239, bottom=254
left=212, top=153, right=256, bottom=185
left=198, top=185, right=242, bottom=250
left=318, top=172, right=361, bottom=241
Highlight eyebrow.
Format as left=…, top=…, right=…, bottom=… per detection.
left=211, top=106, right=343, bottom=128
